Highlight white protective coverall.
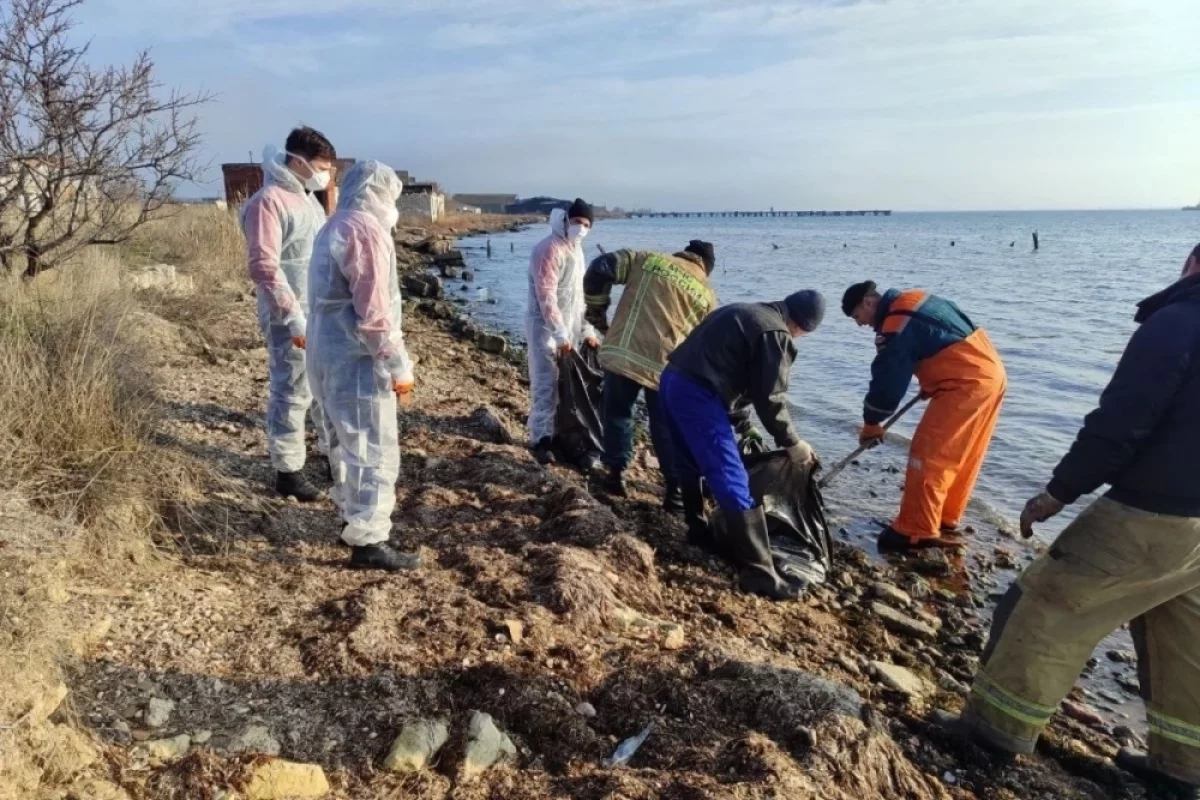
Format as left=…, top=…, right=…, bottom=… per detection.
left=525, top=207, right=595, bottom=443
left=307, top=160, right=413, bottom=547
left=240, top=148, right=328, bottom=472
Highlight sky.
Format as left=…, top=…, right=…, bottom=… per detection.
left=75, top=0, right=1200, bottom=211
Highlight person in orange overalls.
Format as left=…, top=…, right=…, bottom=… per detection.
left=842, top=281, right=1007, bottom=552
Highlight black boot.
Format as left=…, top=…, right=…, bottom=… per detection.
left=276, top=470, right=321, bottom=503
left=531, top=437, right=556, bottom=465
left=878, top=525, right=965, bottom=553
left=725, top=506, right=800, bottom=600
left=349, top=543, right=421, bottom=572
left=1116, top=748, right=1200, bottom=798
left=681, top=480, right=714, bottom=551
left=928, top=710, right=1019, bottom=761
left=662, top=479, right=683, bottom=513
left=602, top=467, right=627, bottom=497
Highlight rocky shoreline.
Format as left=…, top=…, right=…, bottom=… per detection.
left=12, top=217, right=1156, bottom=799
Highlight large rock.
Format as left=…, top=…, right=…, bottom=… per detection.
left=477, top=333, right=508, bottom=355
left=233, top=724, right=282, bottom=756
left=384, top=718, right=451, bottom=773
left=871, top=662, right=933, bottom=699
left=434, top=251, right=466, bottom=268
left=143, top=734, right=191, bottom=763
left=403, top=273, right=444, bottom=300
left=462, top=711, right=517, bottom=777
left=243, top=760, right=330, bottom=799
left=870, top=582, right=912, bottom=607
left=871, top=602, right=938, bottom=641
left=145, top=697, right=175, bottom=729
left=126, top=263, right=195, bottom=296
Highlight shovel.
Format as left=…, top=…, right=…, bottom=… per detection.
left=818, top=395, right=923, bottom=490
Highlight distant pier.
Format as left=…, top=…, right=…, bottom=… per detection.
left=628, top=209, right=892, bottom=218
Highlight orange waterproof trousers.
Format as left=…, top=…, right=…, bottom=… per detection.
left=892, top=329, right=1007, bottom=543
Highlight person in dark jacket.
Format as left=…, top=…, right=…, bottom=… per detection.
left=842, top=282, right=1007, bottom=552
left=932, top=248, right=1200, bottom=795
left=660, top=292, right=824, bottom=600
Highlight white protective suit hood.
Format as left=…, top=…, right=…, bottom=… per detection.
left=261, top=145, right=307, bottom=195
left=338, top=159, right=403, bottom=228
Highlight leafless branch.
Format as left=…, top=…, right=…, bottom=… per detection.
left=0, top=0, right=211, bottom=276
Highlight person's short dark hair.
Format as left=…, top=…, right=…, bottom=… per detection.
left=1191, top=243, right=1200, bottom=263
left=841, top=280, right=877, bottom=316
left=285, top=126, right=336, bottom=162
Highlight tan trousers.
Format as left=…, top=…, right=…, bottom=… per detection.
left=964, top=498, right=1200, bottom=784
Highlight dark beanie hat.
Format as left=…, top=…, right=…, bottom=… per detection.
left=683, top=239, right=716, bottom=273
left=784, top=290, right=826, bottom=332
left=841, top=280, right=877, bottom=316
left=567, top=197, right=594, bottom=224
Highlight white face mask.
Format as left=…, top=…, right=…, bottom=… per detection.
left=305, top=170, right=331, bottom=192
left=286, top=151, right=331, bottom=191
left=383, top=207, right=400, bottom=230
left=567, top=223, right=589, bottom=242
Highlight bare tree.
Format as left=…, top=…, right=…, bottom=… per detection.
left=0, top=0, right=210, bottom=277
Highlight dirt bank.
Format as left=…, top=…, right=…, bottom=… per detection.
left=3, top=220, right=1157, bottom=799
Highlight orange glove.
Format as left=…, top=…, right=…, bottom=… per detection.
left=394, top=379, right=414, bottom=406
left=291, top=335, right=306, bottom=349
left=584, top=336, right=600, bottom=349
left=557, top=341, right=574, bottom=357
left=859, top=423, right=886, bottom=447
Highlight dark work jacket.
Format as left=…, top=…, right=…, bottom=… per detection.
left=1048, top=273, right=1200, bottom=517
left=666, top=302, right=800, bottom=448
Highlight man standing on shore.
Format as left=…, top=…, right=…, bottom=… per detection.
left=583, top=240, right=718, bottom=509
left=933, top=246, right=1200, bottom=796
left=842, top=282, right=1006, bottom=553
left=525, top=199, right=599, bottom=466
left=241, top=127, right=336, bottom=502
left=660, top=292, right=824, bottom=600
left=307, top=160, right=421, bottom=572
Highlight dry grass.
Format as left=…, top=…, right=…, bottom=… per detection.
left=0, top=246, right=208, bottom=799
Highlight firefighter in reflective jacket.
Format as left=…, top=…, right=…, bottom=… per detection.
left=841, top=281, right=1007, bottom=552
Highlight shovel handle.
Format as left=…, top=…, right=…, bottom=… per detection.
left=817, top=395, right=923, bottom=490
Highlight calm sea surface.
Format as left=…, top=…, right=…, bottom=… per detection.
left=461, top=210, right=1199, bottom=541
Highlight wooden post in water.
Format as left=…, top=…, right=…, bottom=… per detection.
left=1032, top=231, right=1040, bottom=251
left=486, top=239, right=492, bottom=259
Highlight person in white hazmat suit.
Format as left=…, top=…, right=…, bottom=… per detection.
left=240, top=126, right=336, bottom=502
left=307, top=160, right=421, bottom=572
left=525, top=198, right=599, bottom=467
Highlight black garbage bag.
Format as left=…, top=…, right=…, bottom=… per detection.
left=554, top=344, right=604, bottom=467
left=715, top=449, right=834, bottom=593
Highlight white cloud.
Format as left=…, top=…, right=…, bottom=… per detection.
left=78, top=0, right=1200, bottom=208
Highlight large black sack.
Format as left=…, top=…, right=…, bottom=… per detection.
left=716, top=449, right=834, bottom=593
left=554, top=344, right=604, bottom=466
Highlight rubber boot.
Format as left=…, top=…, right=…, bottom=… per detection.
left=1116, top=748, right=1200, bottom=798
left=276, top=470, right=321, bottom=503
left=531, top=437, right=556, bottom=466
left=601, top=467, right=627, bottom=497
left=681, top=480, right=714, bottom=551
left=878, top=525, right=965, bottom=553
left=662, top=479, right=684, bottom=514
left=725, top=506, right=801, bottom=600
left=349, top=543, right=421, bottom=572
left=928, top=710, right=1018, bottom=761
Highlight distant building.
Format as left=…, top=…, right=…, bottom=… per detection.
left=452, top=193, right=518, bottom=214
left=221, top=157, right=356, bottom=215
left=397, top=180, right=445, bottom=222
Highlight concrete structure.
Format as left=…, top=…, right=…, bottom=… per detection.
left=397, top=181, right=445, bottom=222
left=628, top=209, right=892, bottom=218
left=451, top=193, right=517, bottom=214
